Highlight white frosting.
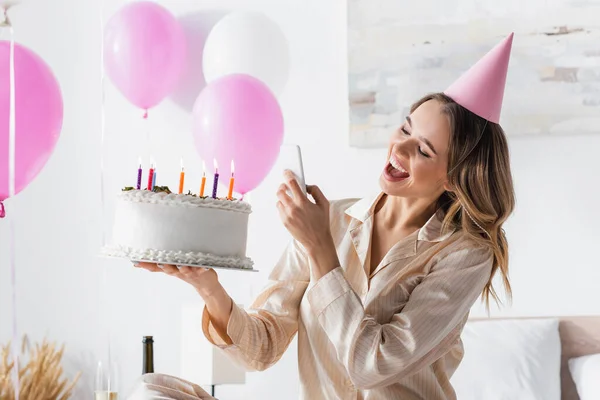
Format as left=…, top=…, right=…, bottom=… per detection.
left=106, top=189, right=254, bottom=270
left=118, top=189, right=252, bottom=213
left=102, top=245, right=254, bottom=270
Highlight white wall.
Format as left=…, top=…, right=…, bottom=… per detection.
left=1, top=0, right=599, bottom=399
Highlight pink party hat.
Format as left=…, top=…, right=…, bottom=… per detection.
left=444, top=33, right=514, bottom=124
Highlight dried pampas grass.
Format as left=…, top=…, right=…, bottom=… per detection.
left=0, top=335, right=81, bottom=400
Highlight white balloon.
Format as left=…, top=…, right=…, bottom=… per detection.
left=203, top=11, right=290, bottom=96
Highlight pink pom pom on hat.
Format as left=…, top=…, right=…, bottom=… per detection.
left=444, top=33, right=514, bottom=124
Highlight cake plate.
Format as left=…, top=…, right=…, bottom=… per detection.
left=131, top=258, right=258, bottom=272
left=100, top=252, right=257, bottom=272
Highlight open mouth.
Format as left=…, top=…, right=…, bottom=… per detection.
left=384, top=156, right=410, bottom=181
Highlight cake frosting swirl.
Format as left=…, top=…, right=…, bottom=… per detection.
left=102, top=245, right=254, bottom=270
left=117, top=189, right=252, bottom=213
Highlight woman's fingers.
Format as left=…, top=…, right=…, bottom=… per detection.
left=284, top=170, right=306, bottom=201
left=135, top=262, right=213, bottom=274
left=306, top=185, right=328, bottom=206
left=276, top=183, right=293, bottom=208
left=178, top=266, right=216, bottom=285
left=178, top=266, right=210, bottom=275
left=159, top=264, right=180, bottom=275
left=135, top=262, right=162, bottom=272
left=134, top=262, right=180, bottom=275
left=276, top=200, right=288, bottom=226
left=135, top=262, right=218, bottom=290
left=178, top=266, right=203, bottom=277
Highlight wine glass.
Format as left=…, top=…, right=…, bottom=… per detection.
left=94, top=361, right=119, bottom=400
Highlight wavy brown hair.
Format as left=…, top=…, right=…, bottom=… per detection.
left=411, top=93, right=515, bottom=309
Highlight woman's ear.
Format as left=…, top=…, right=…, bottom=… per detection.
left=443, top=181, right=454, bottom=192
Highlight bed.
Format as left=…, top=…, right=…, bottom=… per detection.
left=452, top=316, right=600, bottom=400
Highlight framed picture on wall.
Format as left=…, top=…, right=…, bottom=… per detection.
left=347, top=0, right=600, bottom=148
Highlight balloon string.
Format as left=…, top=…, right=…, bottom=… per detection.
left=141, top=110, right=156, bottom=339
left=8, top=24, right=20, bottom=400
left=99, top=3, right=114, bottom=393
left=9, top=219, right=17, bottom=399
left=141, top=101, right=155, bottom=342
left=145, top=109, right=151, bottom=175
left=99, top=10, right=106, bottom=249
left=145, top=109, right=150, bottom=151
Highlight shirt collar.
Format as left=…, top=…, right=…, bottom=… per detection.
left=344, top=192, right=455, bottom=243
left=344, top=192, right=384, bottom=222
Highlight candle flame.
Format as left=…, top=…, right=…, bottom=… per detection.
left=180, top=157, right=184, bottom=171
left=138, top=156, right=142, bottom=168
left=202, top=160, right=206, bottom=176
left=213, top=158, right=218, bottom=172
left=231, top=160, right=235, bottom=176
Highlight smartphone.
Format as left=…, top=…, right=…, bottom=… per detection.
left=278, top=144, right=307, bottom=196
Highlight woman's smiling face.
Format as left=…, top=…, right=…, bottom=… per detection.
left=380, top=99, right=452, bottom=200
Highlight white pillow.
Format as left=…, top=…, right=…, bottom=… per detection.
left=450, top=318, right=561, bottom=400
left=568, top=353, right=600, bottom=400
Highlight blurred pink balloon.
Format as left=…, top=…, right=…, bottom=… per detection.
left=0, top=42, right=63, bottom=201
left=192, top=74, right=284, bottom=195
left=104, top=1, right=186, bottom=111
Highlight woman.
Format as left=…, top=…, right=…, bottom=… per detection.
left=133, top=34, right=515, bottom=400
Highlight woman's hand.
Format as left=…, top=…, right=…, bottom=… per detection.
left=276, top=171, right=340, bottom=279
left=134, top=263, right=221, bottom=298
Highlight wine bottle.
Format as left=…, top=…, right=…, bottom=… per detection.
left=142, top=336, right=154, bottom=374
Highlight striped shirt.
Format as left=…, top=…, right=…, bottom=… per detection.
left=202, top=192, right=493, bottom=399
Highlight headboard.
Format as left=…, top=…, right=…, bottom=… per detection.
left=557, top=316, right=600, bottom=400
left=471, top=316, right=600, bottom=400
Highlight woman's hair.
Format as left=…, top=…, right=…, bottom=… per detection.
left=410, top=93, right=515, bottom=309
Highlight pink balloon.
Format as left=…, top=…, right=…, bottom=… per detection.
left=104, top=1, right=186, bottom=111
left=192, top=74, right=284, bottom=195
left=0, top=42, right=63, bottom=201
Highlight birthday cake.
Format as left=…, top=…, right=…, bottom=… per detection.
left=102, top=187, right=254, bottom=270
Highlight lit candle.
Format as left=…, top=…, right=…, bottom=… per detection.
left=151, top=161, right=157, bottom=191
left=212, top=159, right=219, bottom=199
left=227, top=160, right=235, bottom=200
left=178, top=157, right=185, bottom=194
left=147, top=160, right=154, bottom=191
left=136, top=157, right=142, bottom=190
left=199, top=160, right=206, bottom=197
